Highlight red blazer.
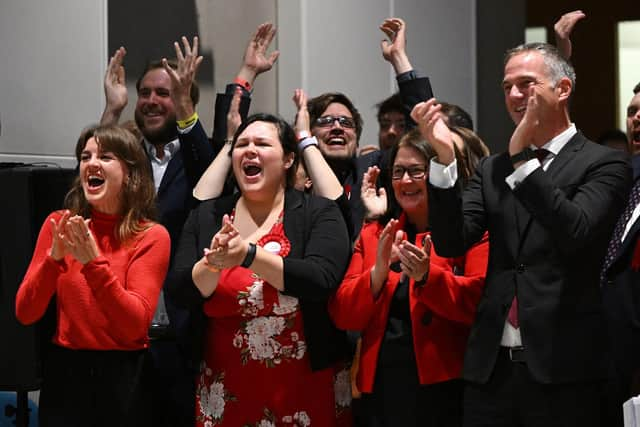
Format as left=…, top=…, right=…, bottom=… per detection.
left=329, top=217, right=488, bottom=393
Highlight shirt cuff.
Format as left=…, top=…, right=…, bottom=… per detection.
left=396, top=69, right=420, bottom=82
left=505, top=159, right=540, bottom=189
left=429, top=158, right=458, bottom=189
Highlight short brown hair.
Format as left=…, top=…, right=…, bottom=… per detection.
left=65, top=125, right=157, bottom=243
left=308, top=92, right=363, bottom=143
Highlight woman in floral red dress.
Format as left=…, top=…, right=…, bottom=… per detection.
left=170, top=113, right=351, bottom=426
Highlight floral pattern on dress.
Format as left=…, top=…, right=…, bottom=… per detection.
left=232, top=273, right=305, bottom=367
left=236, top=275, right=265, bottom=317
left=244, top=408, right=312, bottom=427
left=196, top=362, right=237, bottom=426
left=233, top=314, right=306, bottom=367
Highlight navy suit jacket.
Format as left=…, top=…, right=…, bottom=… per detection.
left=602, top=157, right=640, bottom=396
left=154, top=120, right=214, bottom=364
left=428, top=132, right=632, bottom=384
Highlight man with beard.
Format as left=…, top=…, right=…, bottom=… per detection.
left=100, top=37, right=214, bottom=427
left=306, top=18, right=433, bottom=239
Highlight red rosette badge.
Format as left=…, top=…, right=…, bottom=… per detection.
left=257, top=224, right=291, bottom=257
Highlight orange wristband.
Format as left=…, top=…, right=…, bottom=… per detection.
left=233, top=77, right=252, bottom=92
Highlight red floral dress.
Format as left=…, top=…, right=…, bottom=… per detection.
left=195, top=213, right=345, bottom=427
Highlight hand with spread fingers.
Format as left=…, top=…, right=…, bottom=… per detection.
left=238, top=22, right=280, bottom=87
left=554, top=10, right=585, bottom=60
left=162, top=36, right=204, bottom=120
left=362, top=166, right=387, bottom=219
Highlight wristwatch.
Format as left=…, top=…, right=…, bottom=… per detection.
left=510, top=148, right=533, bottom=165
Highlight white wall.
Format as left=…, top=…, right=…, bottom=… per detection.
left=0, top=0, right=475, bottom=164
left=277, top=0, right=476, bottom=148
left=0, top=0, right=108, bottom=168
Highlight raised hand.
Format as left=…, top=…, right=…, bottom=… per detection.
left=554, top=10, right=585, bottom=60
left=226, top=87, right=243, bottom=140
left=162, top=36, right=203, bottom=120
left=64, top=215, right=100, bottom=265
left=49, top=210, right=72, bottom=261
left=380, top=17, right=412, bottom=74
left=411, top=99, right=455, bottom=165
left=362, top=166, right=387, bottom=219
left=398, top=235, right=431, bottom=282
left=238, top=22, right=279, bottom=86
left=371, top=219, right=401, bottom=296
left=508, top=85, right=561, bottom=156
left=292, top=88, right=311, bottom=135
left=101, top=47, right=128, bottom=125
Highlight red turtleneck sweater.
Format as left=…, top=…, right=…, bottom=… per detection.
left=16, top=210, right=170, bottom=350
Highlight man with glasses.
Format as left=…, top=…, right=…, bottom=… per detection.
left=306, top=18, right=433, bottom=239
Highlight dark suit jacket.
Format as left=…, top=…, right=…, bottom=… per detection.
left=603, top=171, right=640, bottom=396
left=428, top=131, right=632, bottom=384
left=154, top=120, right=214, bottom=361
left=168, top=188, right=351, bottom=371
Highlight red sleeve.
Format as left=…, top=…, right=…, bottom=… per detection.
left=329, top=224, right=382, bottom=331
left=414, top=232, right=488, bottom=325
left=82, top=224, right=170, bottom=342
left=15, top=212, right=67, bottom=325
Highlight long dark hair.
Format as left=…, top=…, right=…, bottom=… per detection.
left=64, top=124, right=157, bottom=243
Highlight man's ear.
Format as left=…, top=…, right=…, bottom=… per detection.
left=557, top=77, right=572, bottom=102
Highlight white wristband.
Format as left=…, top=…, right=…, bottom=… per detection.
left=298, top=136, right=319, bottom=152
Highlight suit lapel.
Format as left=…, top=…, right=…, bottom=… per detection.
left=514, top=133, right=586, bottom=252
left=546, top=132, right=585, bottom=179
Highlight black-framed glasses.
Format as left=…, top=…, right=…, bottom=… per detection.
left=315, top=115, right=356, bottom=129
left=391, top=165, right=428, bottom=180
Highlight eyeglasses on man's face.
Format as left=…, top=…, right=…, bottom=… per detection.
left=391, top=165, right=428, bottom=180
left=315, top=115, right=356, bottom=129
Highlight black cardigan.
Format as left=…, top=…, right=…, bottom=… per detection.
left=168, top=188, right=351, bottom=370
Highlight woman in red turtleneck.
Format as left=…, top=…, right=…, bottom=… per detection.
left=15, top=125, right=170, bottom=427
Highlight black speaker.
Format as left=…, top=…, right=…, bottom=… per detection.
left=0, top=165, right=75, bottom=391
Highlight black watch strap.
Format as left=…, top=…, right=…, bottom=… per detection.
left=241, top=243, right=257, bottom=268
left=510, top=148, right=533, bottom=165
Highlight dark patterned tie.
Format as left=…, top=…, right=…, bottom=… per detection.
left=601, top=180, right=640, bottom=285
left=507, top=148, right=552, bottom=328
